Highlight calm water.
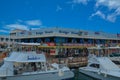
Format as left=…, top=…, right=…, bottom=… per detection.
left=73, top=69, right=97, bottom=80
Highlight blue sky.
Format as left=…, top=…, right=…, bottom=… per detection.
left=0, top=0, right=120, bottom=35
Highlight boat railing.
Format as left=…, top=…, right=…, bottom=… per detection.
left=0, top=67, right=13, bottom=76
left=13, top=63, right=48, bottom=75
left=59, top=63, right=67, bottom=69
left=109, top=53, right=120, bottom=61
left=0, top=69, right=7, bottom=76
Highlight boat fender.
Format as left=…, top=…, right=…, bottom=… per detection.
left=104, top=73, right=107, bottom=77
left=58, top=70, right=64, bottom=76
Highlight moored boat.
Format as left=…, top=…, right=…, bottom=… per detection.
left=79, top=46, right=120, bottom=80
left=0, top=51, right=74, bottom=80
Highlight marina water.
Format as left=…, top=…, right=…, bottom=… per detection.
left=73, top=69, right=97, bottom=80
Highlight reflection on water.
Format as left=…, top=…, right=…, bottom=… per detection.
left=73, top=69, right=97, bottom=80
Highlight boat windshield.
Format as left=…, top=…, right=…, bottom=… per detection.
left=89, top=64, right=100, bottom=68
left=110, top=53, right=120, bottom=57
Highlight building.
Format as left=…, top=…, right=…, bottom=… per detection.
left=10, top=27, right=120, bottom=56
left=0, top=35, right=15, bottom=52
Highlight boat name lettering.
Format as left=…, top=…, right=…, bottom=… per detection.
left=27, top=56, right=40, bottom=60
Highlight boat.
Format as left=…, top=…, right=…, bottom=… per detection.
left=107, top=46, right=120, bottom=67
left=79, top=46, right=120, bottom=80
left=0, top=51, right=74, bottom=80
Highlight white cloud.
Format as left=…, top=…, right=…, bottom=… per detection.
left=4, top=19, right=43, bottom=31
left=72, top=0, right=88, bottom=5
left=0, top=30, right=8, bottom=33
left=107, top=14, right=116, bottom=22
left=6, top=24, right=28, bottom=30
left=67, top=0, right=120, bottom=22
left=56, top=5, right=62, bottom=12
left=67, top=0, right=89, bottom=9
left=17, top=19, right=23, bottom=23
left=31, top=26, right=47, bottom=30
left=25, top=20, right=42, bottom=26
left=96, top=0, right=120, bottom=9
left=90, top=10, right=105, bottom=19
left=95, top=0, right=120, bottom=22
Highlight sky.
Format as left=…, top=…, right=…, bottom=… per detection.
left=0, top=0, right=120, bottom=35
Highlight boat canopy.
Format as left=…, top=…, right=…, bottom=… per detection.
left=4, top=52, right=46, bottom=62
left=97, top=57, right=119, bottom=70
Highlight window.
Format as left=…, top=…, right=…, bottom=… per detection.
left=90, top=64, right=100, bottom=68
left=110, top=53, right=120, bottom=57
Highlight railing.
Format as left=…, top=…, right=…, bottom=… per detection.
left=0, top=69, right=7, bottom=76
left=0, top=68, right=13, bottom=76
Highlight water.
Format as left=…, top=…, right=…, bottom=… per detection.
left=73, top=69, right=97, bottom=80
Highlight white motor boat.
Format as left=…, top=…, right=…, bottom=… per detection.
left=108, top=52, right=120, bottom=67
left=107, top=46, right=120, bottom=67
left=79, top=54, right=120, bottom=80
left=0, top=51, right=74, bottom=80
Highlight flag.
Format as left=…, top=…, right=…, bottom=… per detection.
left=117, top=34, right=120, bottom=37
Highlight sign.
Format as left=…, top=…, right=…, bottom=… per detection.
left=27, top=56, right=40, bottom=60
left=46, top=43, right=55, bottom=46
left=50, top=49, right=56, bottom=55
left=59, top=30, right=69, bottom=34
left=95, top=32, right=100, bottom=35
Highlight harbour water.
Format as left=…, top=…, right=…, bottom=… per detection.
left=73, top=69, right=97, bottom=80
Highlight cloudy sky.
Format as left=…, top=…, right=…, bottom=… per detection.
left=0, top=0, right=120, bottom=34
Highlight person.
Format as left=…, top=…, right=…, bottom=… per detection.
left=31, top=62, right=37, bottom=71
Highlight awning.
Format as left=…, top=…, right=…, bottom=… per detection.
left=17, top=42, right=41, bottom=46
left=38, top=46, right=85, bottom=48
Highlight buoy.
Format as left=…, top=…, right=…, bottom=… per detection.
left=58, top=70, right=64, bottom=76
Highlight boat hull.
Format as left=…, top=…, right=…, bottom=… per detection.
left=0, top=71, right=74, bottom=80
left=79, top=68, right=120, bottom=80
